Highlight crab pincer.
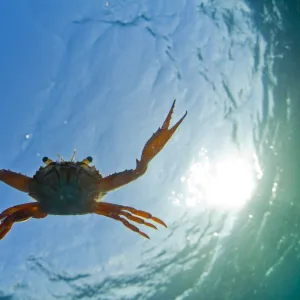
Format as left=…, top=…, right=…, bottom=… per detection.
left=139, top=99, right=187, bottom=168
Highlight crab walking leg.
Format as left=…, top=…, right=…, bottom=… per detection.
left=0, top=203, right=47, bottom=240
left=94, top=202, right=160, bottom=229
left=0, top=203, right=40, bottom=219
left=0, top=170, right=32, bottom=193
left=98, top=100, right=187, bottom=192
left=117, top=211, right=158, bottom=229
left=0, top=216, right=15, bottom=240
left=96, top=202, right=167, bottom=228
left=95, top=206, right=151, bottom=239
left=94, top=202, right=167, bottom=239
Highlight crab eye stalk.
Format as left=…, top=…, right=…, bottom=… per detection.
left=82, top=156, right=93, bottom=165
left=42, top=157, right=53, bottom=165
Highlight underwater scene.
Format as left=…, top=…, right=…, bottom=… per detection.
left=0, top=0, right=300, bottom=299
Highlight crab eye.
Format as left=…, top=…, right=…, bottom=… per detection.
left=42, top=156, right=53, bottom=165
left=81, top=156, right=93, bottom=165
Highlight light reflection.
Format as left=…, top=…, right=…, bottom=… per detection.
left=182, top=151, right=260, bottom=211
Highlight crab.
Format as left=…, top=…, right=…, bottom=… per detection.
left=0, top=100, right=187, bottom=240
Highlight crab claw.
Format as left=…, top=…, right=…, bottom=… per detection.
left=98, top=100, right=187, bottom=192
left=139, top=99, right=187, bottom=169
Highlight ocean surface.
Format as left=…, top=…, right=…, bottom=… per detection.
left=0, top=0, right=299, bottom=299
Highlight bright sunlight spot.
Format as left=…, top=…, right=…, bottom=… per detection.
left=183, top=151, right=260, bottom=211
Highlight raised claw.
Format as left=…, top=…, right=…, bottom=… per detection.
left=140, top=99, right=187, bottom=167
left=98, top=100, right=187, bottom=193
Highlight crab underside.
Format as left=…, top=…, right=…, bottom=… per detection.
left=0, top=100, right=187, bottom=240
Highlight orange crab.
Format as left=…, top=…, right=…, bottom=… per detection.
left=0, top=100, right=187, bottom=240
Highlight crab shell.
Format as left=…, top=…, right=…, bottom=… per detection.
left=28, top=162, right=105, bottom=215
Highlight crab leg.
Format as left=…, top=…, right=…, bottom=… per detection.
left=94, top=202, right=166, bottom=239
left=0, top=170, right=33, bottom=193
left=99, top=100, right=187, bottom=192
left=0, top=203, right=47, bottom=240
left=0, top=203, right=38, bottom=219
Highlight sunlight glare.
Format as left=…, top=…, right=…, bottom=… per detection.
left=184, top=153, right=258, bottom=211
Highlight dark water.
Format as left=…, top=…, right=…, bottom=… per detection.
left=215, top=1, right=300, bottom=299
left=0, top=0, right=300, bottom=299
left=174, top=1, right=300, bottom=299
left=202, top=1, right=300, bottom=299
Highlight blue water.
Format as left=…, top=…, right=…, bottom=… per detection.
left=0, top=0, right=299, bottom=299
